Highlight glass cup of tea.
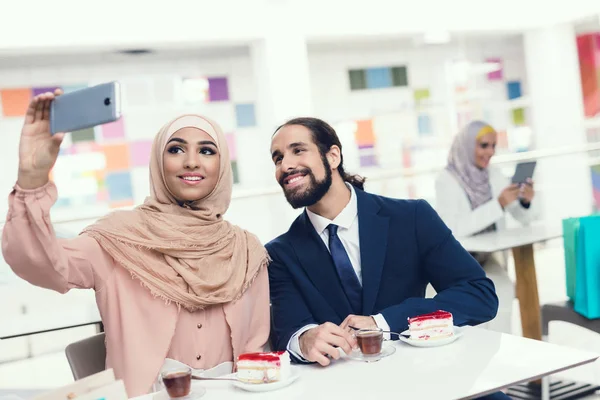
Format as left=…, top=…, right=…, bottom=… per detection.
left=356, top=328, right=384, bottom=356
left=161, top=366, right=192, bottom=398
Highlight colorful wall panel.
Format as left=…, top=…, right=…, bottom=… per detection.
left=592, top=164, right=600, bottom=211
left=354, top=119, right=379, bottom=167
left=348, top=65, right=408, bottom=91
left=577, top=34, right=600, bottom=118
left=0, top=75, right=249, bottom=211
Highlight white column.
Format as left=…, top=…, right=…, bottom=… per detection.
left=228, top=29, right=313, bottom=243
left=251, top=33, right=313, bottom=132
left=524, top=23, right=593, bottom=220
left=245, top=26, right=313, bottom=189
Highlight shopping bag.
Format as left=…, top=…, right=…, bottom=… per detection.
left=573, top=215, right=600, bottom=318
left=562, top=217, right=580, bottom=301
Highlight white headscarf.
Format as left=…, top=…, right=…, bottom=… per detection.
left=446, top=120, right=496, bottom=210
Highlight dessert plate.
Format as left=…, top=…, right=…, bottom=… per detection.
left=345, top=342, right=396, bottom=362
left=399, top=325, right=468, bottom=348
left=232, top=369, right=300, bottom=392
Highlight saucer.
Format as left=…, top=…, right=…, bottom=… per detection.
left=345, top=342, right=396, bottom=362
left=153, top=382, right=206, bottom=400
left=399, top=326, right=467, bottom=348
left=232, top=369, right=300, bottom=392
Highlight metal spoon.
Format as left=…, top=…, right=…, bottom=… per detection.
left=191, top=375, right=239, bottom=382
left=348, top=325, right=409, bottom=338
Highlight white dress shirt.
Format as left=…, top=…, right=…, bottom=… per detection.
left=287, top=184, right=391, bottom=360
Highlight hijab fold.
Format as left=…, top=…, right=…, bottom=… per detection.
left=446, top=120, right=496, bottom=210
left=83, top=114, right=269, bottom=311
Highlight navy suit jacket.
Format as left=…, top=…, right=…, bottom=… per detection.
left=266, top=188, right=499, bottom=354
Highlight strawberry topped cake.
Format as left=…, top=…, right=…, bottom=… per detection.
left=408, top=310, right=454, bottom=341
left=236, top=351, right=291, bottom=384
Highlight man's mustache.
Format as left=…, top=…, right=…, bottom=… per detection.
left=279, top=168, right=311, bottom=187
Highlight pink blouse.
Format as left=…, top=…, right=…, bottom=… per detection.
left=1, top=182, right=270, bottom=397
left=167, top=305, right=233, bottom=368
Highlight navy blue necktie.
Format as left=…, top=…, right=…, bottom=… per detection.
left=327, top=224, right=362, bottom=314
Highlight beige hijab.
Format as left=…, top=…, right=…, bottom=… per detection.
left=83, top=114, right=269, bottom=311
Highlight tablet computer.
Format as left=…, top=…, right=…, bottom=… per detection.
left=511, top=161, right=536, bottom=184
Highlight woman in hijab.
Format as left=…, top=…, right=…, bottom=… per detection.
left=2, top=90, right=270, bottom=396
left=434, top=120, right=538, bottom=334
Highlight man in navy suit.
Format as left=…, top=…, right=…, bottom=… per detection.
left=267, top=118, right=498, bottom=356
left=267, top=117, right=506, bottom=399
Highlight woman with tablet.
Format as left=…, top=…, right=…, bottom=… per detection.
left=434, top=120, right=538, bottom=334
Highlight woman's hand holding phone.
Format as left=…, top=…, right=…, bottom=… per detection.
left=17, top=89, right=66, bottom=190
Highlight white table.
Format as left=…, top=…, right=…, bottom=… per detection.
left=134, top=328, right=597, bottom=400
left=458, top=224, right=562, bottom=254
left=459, top=223, right=563, bottom=341
left=0, top=389, right=47, bottom=399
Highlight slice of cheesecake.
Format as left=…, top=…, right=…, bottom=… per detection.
left=236, top=351, right=291, bottom=384
left=408, top=310, right=454, bottom=341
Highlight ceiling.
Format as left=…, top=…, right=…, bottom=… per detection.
left=0, top=0, right=597, bottom=61
left=0, top=34, right=525, bottom=69
left=0, top=46, right=250, bottom=69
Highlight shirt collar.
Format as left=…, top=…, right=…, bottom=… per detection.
left=306, top=183, right=358, bottom=235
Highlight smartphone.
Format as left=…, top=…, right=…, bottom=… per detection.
left=511, top=161, right=536, bottom=184
left=50, top=82, right=121, bottom=134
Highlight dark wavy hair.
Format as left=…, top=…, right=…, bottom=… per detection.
left=274, top=117, right=366, bottom=190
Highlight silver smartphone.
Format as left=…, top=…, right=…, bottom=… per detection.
left=50, top=81, right=121, bottom=134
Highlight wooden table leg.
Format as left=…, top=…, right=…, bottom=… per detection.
left=512, top=244, right=542, bottom=341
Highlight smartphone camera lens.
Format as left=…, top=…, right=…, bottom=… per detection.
left=104, top=98, right=111, bottom=106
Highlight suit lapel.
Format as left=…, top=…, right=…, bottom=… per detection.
left=289, top=212, right=354, bottom=320
left=356, top=190, right=390, bottom=315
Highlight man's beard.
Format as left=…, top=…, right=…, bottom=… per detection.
left=279, top=156, right=332, bottom=209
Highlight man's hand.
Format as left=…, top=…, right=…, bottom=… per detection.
left=298, top=322, right=356, bottom=366
left=340, top=314, right=378, bottom=330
